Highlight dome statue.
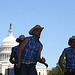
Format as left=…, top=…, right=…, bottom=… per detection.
left=1, top=24, right=19, bottom=47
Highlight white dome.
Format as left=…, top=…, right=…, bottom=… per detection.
left=1, top=24, right=18, bottom=47
left=1, top=35, right=18, bottom=47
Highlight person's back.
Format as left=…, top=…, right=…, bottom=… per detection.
left=13, top=45, right=20, bottom=64
left=59, top=36, right=75, bottom=75
left=9, top=35, right=25, bottom=75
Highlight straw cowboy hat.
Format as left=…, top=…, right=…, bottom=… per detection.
left=16, top=35, right=25, bottom=42
left=29, top=25, right=44, bottom=35
left=68, top=36, right=75, bottom=45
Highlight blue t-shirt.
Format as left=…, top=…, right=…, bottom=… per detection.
left=65, top=47, right=75, bottom=69
left=21, top=36, right=42, bottom=63
left=13, top=45, right=20, bottom=64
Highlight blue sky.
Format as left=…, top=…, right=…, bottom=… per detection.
left=0, top=0, right=75, bottom=67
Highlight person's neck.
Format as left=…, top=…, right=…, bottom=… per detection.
left=72, top=47, right=75, bottom=50
left=72, top=47, right=75, bottom=53
left=33, top=35, right=39, bottom=42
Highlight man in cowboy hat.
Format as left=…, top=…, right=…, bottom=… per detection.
left=17, top=25, right=48, bottom=75
left=59, top=36, right=75, bottom=75
left=9, top=35, right=25, bottom=75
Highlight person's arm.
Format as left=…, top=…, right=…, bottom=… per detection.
left=37, top=46, right=48, bottom=67
left=9, top=48, right=15, bottom=64
left=58, top=50, right=66, bottom=72
left=16, top=37, right=28, bottom=68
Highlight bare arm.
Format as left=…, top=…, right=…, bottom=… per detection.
left=9, top=48, right=15, bottom=64
left=17, top=37, right=28, bottom=68
left=58, top=50, right=66, bottom=72
left=37, top=46, right=48, bottom=67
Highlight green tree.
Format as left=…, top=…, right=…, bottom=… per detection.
left=48, top=59, right=66, bottom=75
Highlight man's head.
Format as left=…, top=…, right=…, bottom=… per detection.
left=68, top=36, right=75, bottom=47
left=16, top=35, right=25, bottom=43
left=29, top=25, right=44, bottom=35
left=29, top=25, right=44, bottom=39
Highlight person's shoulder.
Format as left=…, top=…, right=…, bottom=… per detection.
left=38, top=40, right=42, bottom=44
left=24, top=36, right=32, bottom=39
left=65, top=47, right=71, bottom=49
left=27, top=36, right=34, bottom=41
left=64, top=47, right=72, bottom=51
left=38, top=40, right=43, bottom=47
left=28, top=35, right=33, bottom=38
left=23, top=37, right=29, bottom=41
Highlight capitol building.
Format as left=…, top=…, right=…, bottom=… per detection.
left=0, top=24, right=51, bottom=75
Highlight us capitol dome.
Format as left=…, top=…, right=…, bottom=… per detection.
left=0, top=24, right=19, bottom=75
left=1, top=24, right=18, bottom=48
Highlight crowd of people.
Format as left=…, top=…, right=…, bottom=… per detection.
left=10, top=25, right=48, bottom=75
left=10, top=25, right=75, bottom=75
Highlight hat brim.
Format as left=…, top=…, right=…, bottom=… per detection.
left=16, top=38, right=22, bottom=42
left=29, top=26, right=44, bottom=35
